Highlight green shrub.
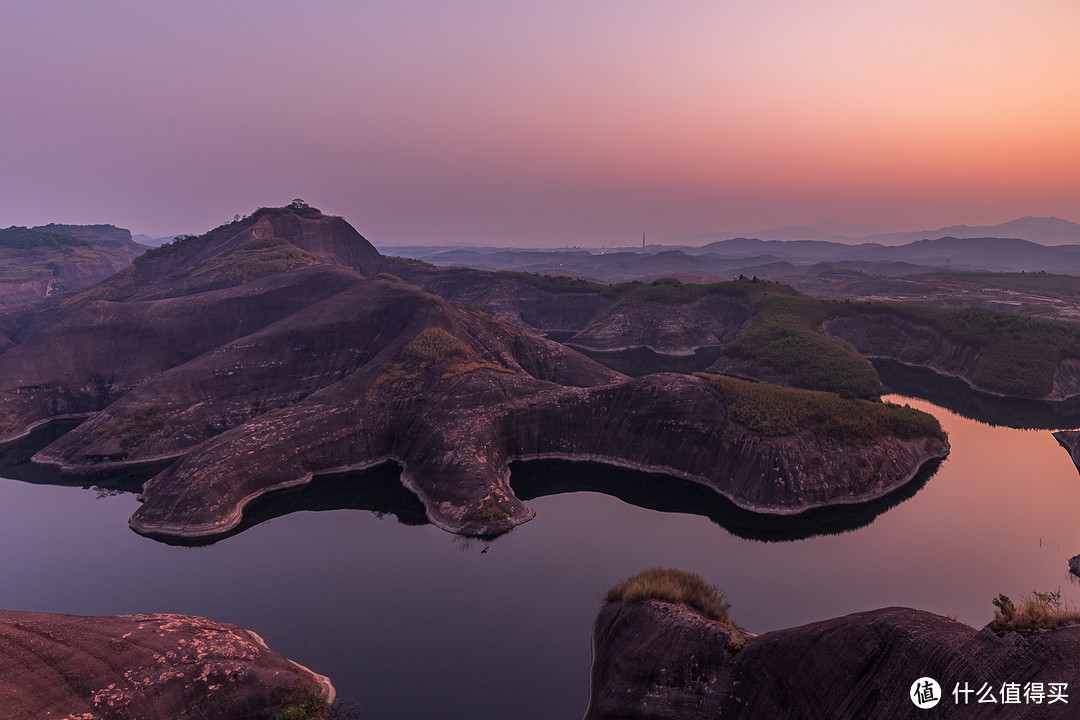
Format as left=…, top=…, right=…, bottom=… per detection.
left=402, top=328, right=468, bottom=364
left=274, top=684, right=329, bottom=720
left=697, top=373, right=946, bottom=443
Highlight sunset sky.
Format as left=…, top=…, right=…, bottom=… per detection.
left=2, top=0, right=1079, bottom=245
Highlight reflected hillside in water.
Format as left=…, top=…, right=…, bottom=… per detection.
left=508, top=458, right=942, bottom=542
left=873, top=359, right=1080, bottom=430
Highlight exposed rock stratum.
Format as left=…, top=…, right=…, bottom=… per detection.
left=0, top=609, right=332, bottom=720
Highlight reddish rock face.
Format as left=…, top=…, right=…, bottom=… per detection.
left=0, top=206, right=947, bottom=542
left=0, top=610, right=333, bottom=720
left=587, top=600, right=1080, bottom=720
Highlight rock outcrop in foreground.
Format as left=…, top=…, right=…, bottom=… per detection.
left=0, top=610, right=333, bottom=720
left=0, top=205, right=947, bottom=541
left=587, top=599, right=1080, bottom=720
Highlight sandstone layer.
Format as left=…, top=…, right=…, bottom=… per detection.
left=0, top=609, right=332, bottom=720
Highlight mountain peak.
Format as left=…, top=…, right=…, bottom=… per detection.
left=93, top=202, right=385, bottom=301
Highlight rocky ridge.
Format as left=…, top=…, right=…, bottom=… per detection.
left=587, top=599, right=1080, bottom=720
left=0, top=609, right=332, bottom=720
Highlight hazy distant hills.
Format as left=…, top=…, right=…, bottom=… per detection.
left=684, top=216, right=1080, bottom=247
left=380, top=216, right=1080, bottom=283
left=866, top=216, right=1080, bottom=246
left=0, top=224, right=146, bottom=305
left=132, top=233, right=179, bottom=247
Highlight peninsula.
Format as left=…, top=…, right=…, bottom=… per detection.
left=0, top=204, right=948, bottom=541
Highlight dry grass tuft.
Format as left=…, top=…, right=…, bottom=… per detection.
left=606, top=568, right=732, bottom=625
left=989, top=590, right=1080, bottom=633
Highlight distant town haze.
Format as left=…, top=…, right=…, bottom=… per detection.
left=2, top=1, right=1078, bottom=246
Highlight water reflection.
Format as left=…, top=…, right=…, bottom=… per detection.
left=509, top=457, right=943, bottom=542
left=159, top=462, right=430, bottom=546
left=2, top=396, right=1080, bottom=719
left=1, top=434, right=944, bottom=547
left=874, top=358, right=1080, bottom=430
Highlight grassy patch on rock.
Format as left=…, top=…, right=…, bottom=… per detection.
left=723, top=294, right=881, bottom=397
left=606, top=568, right=733, bottom=625
left=402, top=327, right=468, bottom=364
left=698, top=373, right=946, bottom=443
left=111, top=406, right=166, bottom=450
left=442, top=360, right=514, bottom=378
left=193, top=238, right=318, bottom=283
left=989, top=590, right=1080, bottom=633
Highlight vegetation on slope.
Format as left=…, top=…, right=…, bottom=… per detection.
left=0, top=227, right=90, bottom=250
left=193, top=237, right=318, bottom=283
left=402, top=327, right=468, bottom=364
left=722, top=293, right=881, bottom=397
left=847, top=303, right=1080, bottom=397
left=600, top=277, right=757, bottom=304
left=496, top=273, right=758, bottom=302
left=498, top=268, right=1080, bottom=399
left=495, top=271, right=604, bottom=294
left=0, top=227, right=130, bottom=294
left=698, top=373, right=946, bottom=443
left=274, top=680, right=331, bottom=720
left=472, top=273, right=881, bottom=395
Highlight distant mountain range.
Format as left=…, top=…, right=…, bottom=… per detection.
left=682, top=216, right=1080, bottom=247
left=380, top=216, right=1080, bottom=282
left=132, top=233, right=178, bottom=247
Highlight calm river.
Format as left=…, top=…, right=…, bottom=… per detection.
left=1, top=396, right=1079, bottom=718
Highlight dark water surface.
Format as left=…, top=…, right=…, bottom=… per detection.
left=2, top=396, right=1079, bottom=718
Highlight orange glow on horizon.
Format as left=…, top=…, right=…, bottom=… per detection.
left=2, top=0, right=1079, bottom=240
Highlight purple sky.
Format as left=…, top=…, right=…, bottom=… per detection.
left=2, top=1, right=1079, bottom=246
